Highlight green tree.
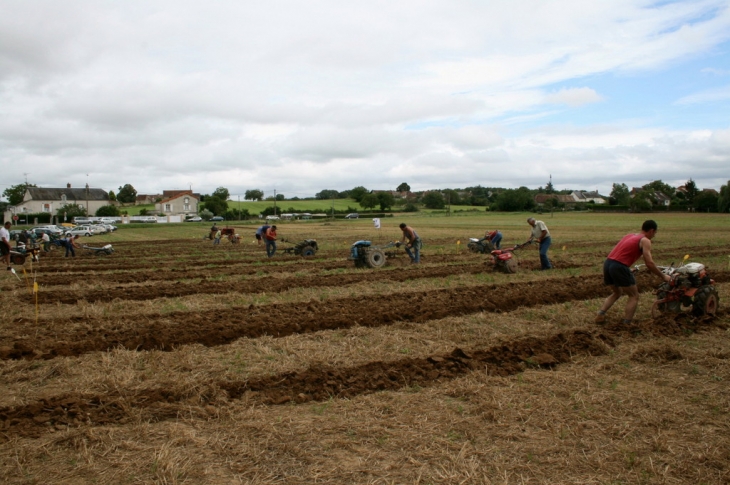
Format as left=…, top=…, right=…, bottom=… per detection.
left=545, top=179, right=555, bottom=194
left=629, top=190, right=652, bottom=212
left=95, top=205, right=120, bottom=217
left=396, top=182, right=411, bottom=193
left=212, top=187, right=230, bottom=200
left=494, top=188, right=534, bottom=211
left=684, top=179, right=699, bottom=208
left=108, top=190, right=117, bottom=202
left=359, top=193, right=379, bottom=211
left=202, top=196, right=228, bottom=215
left=244, top=189, right=264, bottom=201
left=442, top=189, right=461, bottom=205
left=422, top=191, right=446, bottom=209
left=695, top=191, right=719, bottom=212
left=56, top=203, right=87, bottom=220
left=316, top=189, right=340, bottom=200
left=3, top=183, right=36, bottom=206
left=350, top=186, right=369, bottom=203
left=643, top=180, right=674, bottom=197
left=275, top=193, right=285, bottom=201
left=610, top=183, right=630, bottom=206
left=719, top=181, right=730, bottom=213
left=376, top=192, right=395, bottom=211
left=117, top=184, right=137, bottom=204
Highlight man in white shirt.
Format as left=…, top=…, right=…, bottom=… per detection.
left=527, top=217, right=552, bottom=270
left=0, top=222, right=11, bottom=270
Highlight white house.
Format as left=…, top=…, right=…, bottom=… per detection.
left=155, top=190, right=199, bottom=216
left=3, top=184, right=111, bottom=222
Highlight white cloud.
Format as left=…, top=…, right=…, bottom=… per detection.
left=544, top=87, right=603, bottom=107
left=675, top=84, right=730, bottom=104
left=1, top=0, right=729, bottom=198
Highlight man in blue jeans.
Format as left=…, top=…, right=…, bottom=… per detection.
left=399, top=223, right=422, bottom=264
left=264, top=225, right=277, bottom=258
left=527, top=217, right=552, bottom=270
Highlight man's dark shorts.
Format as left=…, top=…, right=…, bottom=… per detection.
left=0, top=242, right=10, bottom=256
left=603, top=258, right=636, bottom=287
left=255, top=233, right=262, bottom=241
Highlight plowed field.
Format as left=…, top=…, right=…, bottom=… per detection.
left=1, top=214, right=728, bottom=484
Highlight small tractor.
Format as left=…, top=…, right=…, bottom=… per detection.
left=487, top=241, right=532, bottom=273
left=9, top=243, right=40, bottom=265
left=82, top=244, right=115, bottom=255
left=280, top=239, right=319, bottom=257
left=467, top=237, right=494, bottom=254
left=349, top=240, right=400, bottom=268
left=204, top=227, right=240, bottom=243
left=637, top=258, right=719, bottom=318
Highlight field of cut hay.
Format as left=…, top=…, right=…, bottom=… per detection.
left=1, top=212, right=728, bottom=484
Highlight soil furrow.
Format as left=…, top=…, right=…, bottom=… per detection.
left=2, top=313, right=723, bottom=440
left=0, top=330, right=610, bottom=438
left=6, top=272, right=719, bottom=360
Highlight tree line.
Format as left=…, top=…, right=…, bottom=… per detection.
left=3, top=179, right=730, bottom=220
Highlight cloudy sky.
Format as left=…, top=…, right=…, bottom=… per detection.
left=1, top=0, right=729, bottom=200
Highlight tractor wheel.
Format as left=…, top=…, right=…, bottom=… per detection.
left=354, top=259, right=366, bottom=269
left=10, top=254, right=26, bottom=265
left=652, top=282, right=671, bottom=318
left=504, top=257, right=518, bottom=273
left=365, top=248, right=386, bottom=268
left=300, top=246, right=316, bottom=257
left=468, top=242, right=480, bottom=253
left=692, top=286, right=719, bottom=317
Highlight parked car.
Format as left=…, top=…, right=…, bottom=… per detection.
left=33, top=228, right=63, bottom=239
left=35, top=225, right=65, bottom=236
left=91, top=224, right=107, bottom=234
left=265, top=215, right=280, bottom=221
left=64, top=225, right=97, bottom=237
left=345, top=213, right=359, bottom=219
left=185, top=216, right=203, bottom=222
left=210, top=216, right=225, bottom=221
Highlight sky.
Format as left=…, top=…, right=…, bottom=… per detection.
left=1, top=0, right=729, bottom=201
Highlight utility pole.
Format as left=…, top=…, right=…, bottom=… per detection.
left=85, top=180, right=90, bottom=216
left=238, top=195, right=241, bottom=220
left=273, top=189, right=277, bottom=216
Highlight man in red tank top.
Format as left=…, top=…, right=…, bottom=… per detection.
left=595, top=220, right=671, bottom=324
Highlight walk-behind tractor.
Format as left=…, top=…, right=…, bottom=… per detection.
left=637, top=257, right=719, bottom=318
left=467, top=237, right=494, bottom=254
left=488, top=241, right=531, bottom=274
left=9, top=243, right=40, bottom=266
left=82, top=244, right=115, bottom=255
left=203, top=227, right=240, bottom=243
left=349, top=240, right=400, bottom=268
left=280, top=239, right=319, bottom=257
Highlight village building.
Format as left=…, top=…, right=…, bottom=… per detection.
left=154, top=190, right=199, bottom=216
left=3, top=183, right=111, bottom=223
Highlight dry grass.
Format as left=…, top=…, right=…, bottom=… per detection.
left=1, top=212, right=729, bottom=484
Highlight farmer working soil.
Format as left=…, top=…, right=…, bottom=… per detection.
left=484, top=229, right=502, bottom=249
left=527, top=217, right=552, bottom=270
left=595, top=220, right=671, bottom=325
left=63, top=234, right=81, bottom=258
left=255, top=224, right=270, bottom=246
left=264, top=225, right=277, bottom=258
left=0, top=222, right=11, bottom=270
left=399, top=223, right=422, bottom=264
